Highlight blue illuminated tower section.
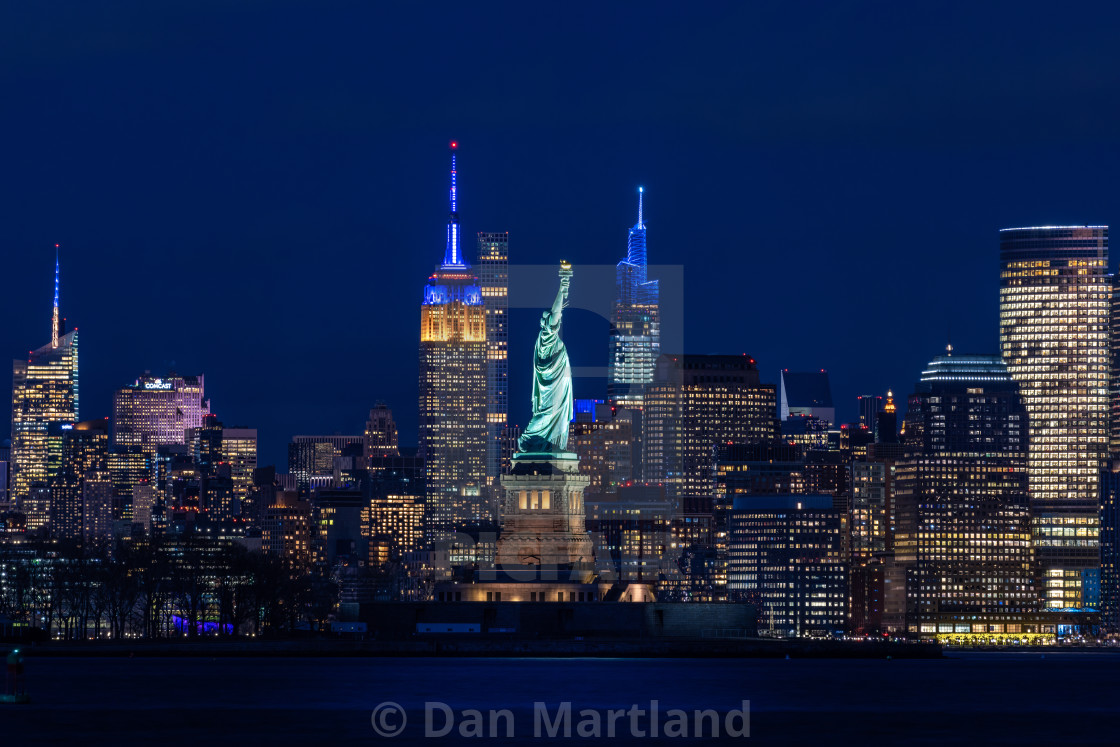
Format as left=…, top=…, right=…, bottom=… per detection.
left=608, top=187, right=660, bottom=409
left=419, top=142, right=489, bottom=542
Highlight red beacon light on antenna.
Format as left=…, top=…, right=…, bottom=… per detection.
left=450, top=141, right=458, bottom=149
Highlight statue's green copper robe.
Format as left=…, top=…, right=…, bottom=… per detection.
left=518, top=273, right=573, bottom=453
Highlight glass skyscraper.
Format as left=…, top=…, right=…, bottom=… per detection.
left=999, top=226, right=1108, bottom=610
left=608, top=187, right=660, bottom=409
left=477, top=231, right=508, bottom=489
left=419, top=143, right=488, bottom=541
left=10, top=253, right=79, bottom=509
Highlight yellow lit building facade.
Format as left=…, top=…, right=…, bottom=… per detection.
left=999, top=226, right=1108, bottom=610
left=11, top=332, right=79, bottom=506
left=11, top=259, right=79, bottom=506
left=361, top=494, right=425, bottom=565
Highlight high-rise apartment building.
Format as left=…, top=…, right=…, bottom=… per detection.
left=999, top=226, right=1108, bottom=609
left=643, top=354, right=778, bottom=496
left=478, top=232, right=508, bottom=489
left=262, top=491, right=312, bottom=571
left=11, top=253, right=79, bottom=502
left=891, top=354, right=1037, bottom=639
left=608, top=188, right=660, bottom=410
left=111, top=374, right=209, bottom=459
left=419, top=142, right=488, bottom=540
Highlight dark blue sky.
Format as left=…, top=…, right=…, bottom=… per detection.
left=4, top=2, right=1120, bottom=468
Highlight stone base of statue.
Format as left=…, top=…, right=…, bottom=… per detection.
left=493, top=451, right=596, bottom=584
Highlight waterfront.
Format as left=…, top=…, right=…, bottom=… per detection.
left=5, top=652, right=1119, bottom=744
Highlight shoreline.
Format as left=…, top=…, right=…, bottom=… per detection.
left=7, top=637, right=944, bottom=659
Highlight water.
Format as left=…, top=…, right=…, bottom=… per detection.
left=4, top=653, right=1118, bottom=744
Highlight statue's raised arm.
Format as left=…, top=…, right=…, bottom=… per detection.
left=517, top=262, right=575, bottom=454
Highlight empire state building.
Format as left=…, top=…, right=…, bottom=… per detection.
left=418, top=142, right=488, bottom=541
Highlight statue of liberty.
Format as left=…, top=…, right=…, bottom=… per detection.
left=517, top=262, right=575, bottom=454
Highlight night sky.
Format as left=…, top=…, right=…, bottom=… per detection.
left=4, top=2, right=1120, bottom=468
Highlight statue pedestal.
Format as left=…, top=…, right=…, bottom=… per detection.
left=494, top=452, right=595, bottom=583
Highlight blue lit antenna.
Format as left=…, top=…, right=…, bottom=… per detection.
left=52, top=244, right=60, bottom=348
left=443, top=140, right=463, bottom=267
left=450, top=142, right=457, bottom=214
left=638, top=186, right=644, bottom=229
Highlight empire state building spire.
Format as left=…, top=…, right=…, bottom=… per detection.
left=442, top=141, right=465, bottom=268
left=51, top=244, right=60, bottom=348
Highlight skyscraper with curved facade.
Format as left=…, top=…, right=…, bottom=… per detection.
left=419, top=142, right=488, bottom=541
left=999, top=226, right=1109, bottom=610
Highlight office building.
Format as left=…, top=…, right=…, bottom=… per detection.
left=728, top=494, right=847, bottom=637
left=48, top=419, right=109, bottom=542
left=478, top=232, right=509, bottom=488
left=11, top=253, right=79, bottom=502
left=608, top=187, right=660, bottom=410
left=643, top=354, right=778, bottom=496
left=108, top=446, right=151, bottom=521
left=999, top=226, right=1108, bottom=610
left=111, top=374, right=209, bottom=461
left=419, top=142, right=488, bottom=539
left=892, top=354, right=1037, bottom=639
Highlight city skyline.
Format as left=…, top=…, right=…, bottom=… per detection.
left=8, top=196, right=1115, bottom=470
left=8, top=6, right=1120, bottom=470
left=8, top=6, right=1120, bottom=744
